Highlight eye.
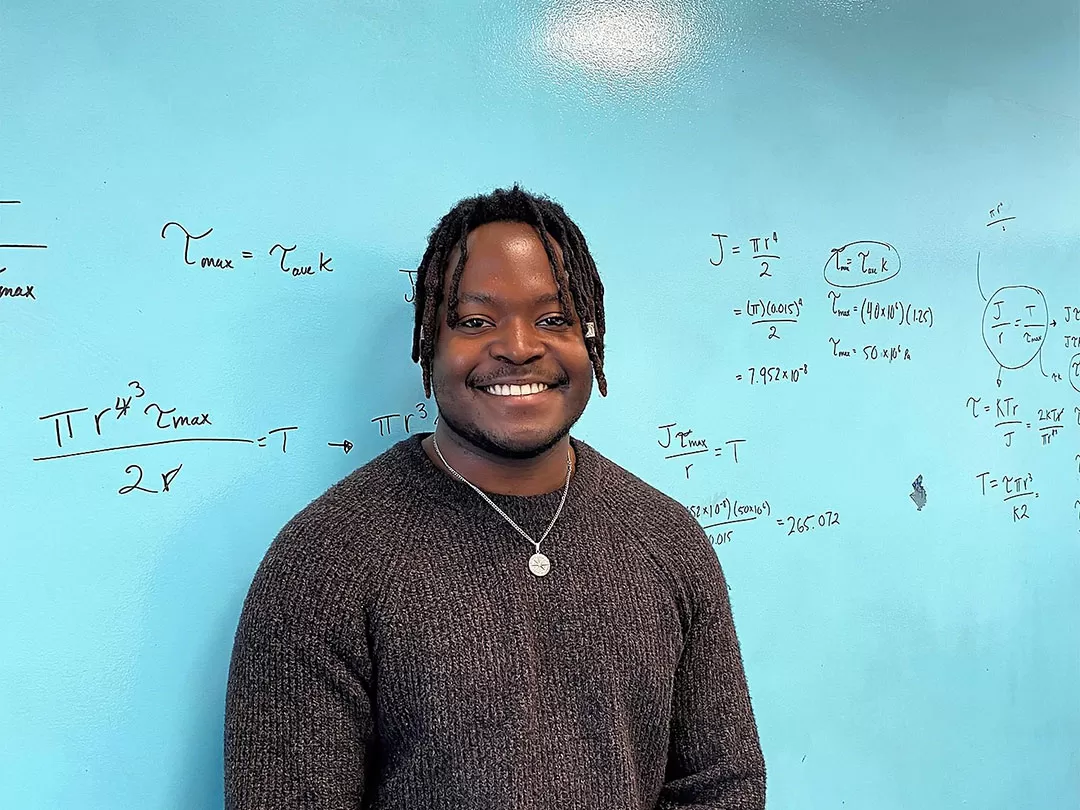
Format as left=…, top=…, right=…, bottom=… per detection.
left=457, top=317, right=490, bottom=329
left=539, top=314, right=571, bottom=328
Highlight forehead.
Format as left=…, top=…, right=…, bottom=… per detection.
left=444, top=221, right=565, bottom=292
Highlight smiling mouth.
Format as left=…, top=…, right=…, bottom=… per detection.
left=476, top=382, right=558, bottom=398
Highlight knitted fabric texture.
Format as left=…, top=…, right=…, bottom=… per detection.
left=225, top=432, right=765, bottom=809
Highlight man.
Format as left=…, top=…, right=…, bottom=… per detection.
left=224, top=185, right=766, bottom=808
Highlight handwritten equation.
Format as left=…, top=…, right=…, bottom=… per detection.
left=161, top=222, right=335, bottom=277
left=827, top=292, right=933, bottom=328
left=732, top=297, right=803, bottom=339
left=0, top=197, right=46, bottom=303
left=400, top=268, right=418, bottom=303
left=965, top=390, right=1077, bottom=527
left=986, top=201, right=1016, bottom=231
left=826, top=289, right=931, bottom=369
left=975, top=470, right=1038, bottom=521
left=972, top=228, right=1080, bottom=389
left=828, top=338, right=912, bottom=363
left=33, top=380, right=298, bottom=495
left=708, top=231, right=926, bottom=383
left=710, top=230, right=782, bottom=278
left=964, top=395, right=1075, bottom=448
left=686, top=497, right=841, bottom=546
left=734, top=363, right=809, bottom=385
left=31, top=385, right=450, bottom=494
left=1061, top=307, right=1080, bottom=353
left=325, top=402, right=439, bottom=454
left=824, top=241, right=901, bottom=288
left=657, top=422, right=747, bottom=479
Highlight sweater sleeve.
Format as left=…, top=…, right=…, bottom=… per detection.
left=655, top=534, right=766, bottom=810
left=224, top=518, right=376, bottom=809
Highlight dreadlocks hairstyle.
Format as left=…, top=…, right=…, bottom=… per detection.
left=410, top=184, right=608, bottom=398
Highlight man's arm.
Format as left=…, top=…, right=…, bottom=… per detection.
left=224, top=521, right=376, bottom=809
left=655, top=540, right=766, bottom=810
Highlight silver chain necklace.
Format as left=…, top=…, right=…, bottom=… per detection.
left=431, top=435, right=572, bottom=577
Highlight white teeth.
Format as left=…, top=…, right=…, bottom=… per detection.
left=483, top=383, right=551, bottom=397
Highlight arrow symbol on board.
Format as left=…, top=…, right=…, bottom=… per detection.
left=328, top=440, right=353, bottom=454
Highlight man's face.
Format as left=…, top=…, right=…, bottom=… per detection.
left=429, top=220, right=594, bottom=459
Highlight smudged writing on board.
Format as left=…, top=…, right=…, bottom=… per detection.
left=657, top=422, right=746, bottom=479
left=161, top=221, right=334, bottom=277
left=910, top=475, right=927, bottom=511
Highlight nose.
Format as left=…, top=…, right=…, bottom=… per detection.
left=489, top=318, right=545, bottom=364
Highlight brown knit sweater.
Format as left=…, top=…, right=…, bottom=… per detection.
left=224, top=432, right=765, bottom=809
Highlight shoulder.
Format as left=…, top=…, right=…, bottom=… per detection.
left=573, top=436, right=727, bottom=606
left=277, top=433, right=430, bottom=544
left=245, top=438, right=423, bottom=616
left=574, top=436, right=704, bottom=538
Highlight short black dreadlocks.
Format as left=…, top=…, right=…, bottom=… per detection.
left=411, top=184, right=608, bottom=398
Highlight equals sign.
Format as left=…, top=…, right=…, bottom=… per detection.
left=733, top=309, right=743, bottom=315
left=735, top=374, right=743, bottom=380
left=241, top=251, right=254, bottom=259
left=731, top=246, right=741, bottom=254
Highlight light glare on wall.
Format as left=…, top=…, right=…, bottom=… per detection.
left=538, top=1, right=690, bottom=79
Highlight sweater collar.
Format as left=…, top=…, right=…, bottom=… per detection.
left=398, top=432, right=597, bottom=519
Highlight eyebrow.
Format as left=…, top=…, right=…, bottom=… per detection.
left=457, top=291, right=562, bottom=307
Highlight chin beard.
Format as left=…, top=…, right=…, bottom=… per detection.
left=435, top=408, right=572, bottom=460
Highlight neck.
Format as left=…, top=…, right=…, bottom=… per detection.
left=423, top=427, right=574, bottom=496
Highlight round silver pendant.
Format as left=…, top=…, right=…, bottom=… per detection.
left=528, top=552, right=551, bottom=577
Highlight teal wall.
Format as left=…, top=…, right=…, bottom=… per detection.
left=3, top=1, right=1078, bottom=807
